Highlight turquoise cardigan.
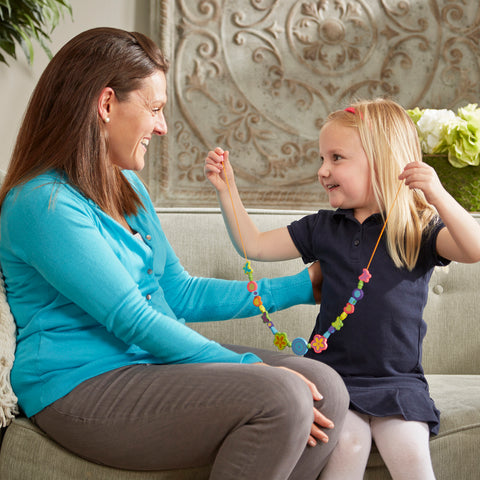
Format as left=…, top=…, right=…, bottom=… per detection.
left=0, top=170, right=314, bottom=417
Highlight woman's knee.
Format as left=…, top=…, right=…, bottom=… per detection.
left=287, top=358, right=349, bottom=422
left=316, top=363, right=349, bottom=411
left=254, top=366, right=315, bottom=434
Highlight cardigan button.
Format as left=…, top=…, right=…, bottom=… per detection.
left=145, top=234, right=152, bottom=240
left=147, top=269, right=153, bottom=275
left=433, top=285, right=443, bottom=295
left=146, top=294, right=152, bottom=300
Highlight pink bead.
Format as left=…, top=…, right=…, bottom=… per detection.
left=358, top=268, right=372, bottom=282
left=311, top=334, right=328, bottom=353
left=344, top=303, right=355, bottom=314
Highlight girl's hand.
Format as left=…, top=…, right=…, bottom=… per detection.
left=398, top=161, right=448, bottom=206
left=204, top=147, right=234, bottom=193
left=400, top=164, right=480, bottom=264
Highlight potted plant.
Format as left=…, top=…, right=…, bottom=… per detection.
left=0, top=0, right=71, bottom=65
left=408, top=104, right=480, bottom=212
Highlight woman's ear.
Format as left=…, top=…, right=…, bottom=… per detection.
left=98, top=87, right=115, bottom=124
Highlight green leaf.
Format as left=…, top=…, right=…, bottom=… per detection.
left=0, top=0, right=72, bottom=64
left=0, top=1, right=12, bottom=17
left=407, top=107, right=424, bottom=124
left=0, top=38, right=16, bottom=57
left=12, top=23, right=34, bottom=63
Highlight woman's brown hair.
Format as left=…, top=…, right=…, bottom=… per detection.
left=0, top=27, right=169, bottom=217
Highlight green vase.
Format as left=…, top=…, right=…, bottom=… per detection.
left=423, top=154, right=480, bottom=212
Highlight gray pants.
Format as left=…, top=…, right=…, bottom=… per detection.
left=32, top=345, right=349, bottom=480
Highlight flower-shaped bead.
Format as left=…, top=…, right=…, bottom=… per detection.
left=311, top=334, right=328, bottom=353
left=344, top=303, right=355, bottom=315
left=274, top=332, right=289, bottom=350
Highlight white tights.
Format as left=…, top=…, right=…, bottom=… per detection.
left=319, top=410, right=436, bottom=480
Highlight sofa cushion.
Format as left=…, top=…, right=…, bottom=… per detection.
left=0, top=375, right=477, bottom=480
left=0, top=417, right=211, bottom=480
left=364, top=374, right=480, bottom=480
left=0, top=209, right=478, bottom=479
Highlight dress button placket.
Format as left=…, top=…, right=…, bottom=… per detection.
left=351, top=227, right=362, bottom=262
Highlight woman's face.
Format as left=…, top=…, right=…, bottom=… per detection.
left=105, top=71, right=167, bottom=171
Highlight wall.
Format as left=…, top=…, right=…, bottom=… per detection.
left=0, top=0, right=151, bottom=173
left=2, top=1, right=479, bottom=211
left=148, top=0, right=480, bottom=210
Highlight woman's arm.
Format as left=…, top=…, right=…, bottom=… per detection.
left=1, top=178, right=260, bottom=365
left=126, top=170, right=318, bottom=320
left=399, top=161, right=480, bottom=263
left=205, top=147, right=301, bottom=261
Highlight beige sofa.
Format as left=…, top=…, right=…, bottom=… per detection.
left=0, top=208, right=479, bottom=479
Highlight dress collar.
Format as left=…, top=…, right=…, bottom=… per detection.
left=332, top=208, right=383, bottom=225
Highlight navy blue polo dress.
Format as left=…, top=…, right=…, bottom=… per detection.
left=288, top=209, right=449, bottom=434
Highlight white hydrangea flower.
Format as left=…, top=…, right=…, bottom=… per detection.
left=416, top=109, right=456, bottom=154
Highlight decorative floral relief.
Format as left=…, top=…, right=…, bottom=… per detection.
left=288, top=0, right=376, bottom=74
left=148, top=0, right=480, bottom=209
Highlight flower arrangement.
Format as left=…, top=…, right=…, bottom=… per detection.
left=406, top=104, right=480, bottom=211
left=407, top=104, right=480, bottom=168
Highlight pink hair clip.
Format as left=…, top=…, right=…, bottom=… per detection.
left=344, top=106, right=363, bottom=119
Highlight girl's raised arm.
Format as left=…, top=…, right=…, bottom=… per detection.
left=205, top=147, right=300, bottom=261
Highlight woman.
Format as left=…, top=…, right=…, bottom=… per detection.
left=0, top=28, right=348, bottom=479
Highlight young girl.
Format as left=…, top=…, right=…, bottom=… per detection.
left=204, top=98, right=480, bottom=479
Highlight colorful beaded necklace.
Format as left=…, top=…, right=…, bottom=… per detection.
left=222, top=161, right=403, bottom=356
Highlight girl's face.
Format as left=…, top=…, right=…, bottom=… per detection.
left=105, top=71, right=167, bottom=171
left=318, top=120, right=378, bottom=223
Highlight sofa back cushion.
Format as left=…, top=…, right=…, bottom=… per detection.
left=158, top=209, right=480, bottom=375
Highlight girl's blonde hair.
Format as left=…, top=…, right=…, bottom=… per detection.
left=325, top=98, right=437, bottom=270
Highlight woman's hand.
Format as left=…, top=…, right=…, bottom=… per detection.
left=308, top=261, right=323, bottom=304
left=276, top=366, right=334, bottom=447
left=204, top=147, right=234, bottom=193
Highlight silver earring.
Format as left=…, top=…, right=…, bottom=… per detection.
left=104, top=117, right=110, bottom=124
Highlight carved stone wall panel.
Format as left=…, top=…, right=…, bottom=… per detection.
left=148, top=0, right=480, bottom=209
